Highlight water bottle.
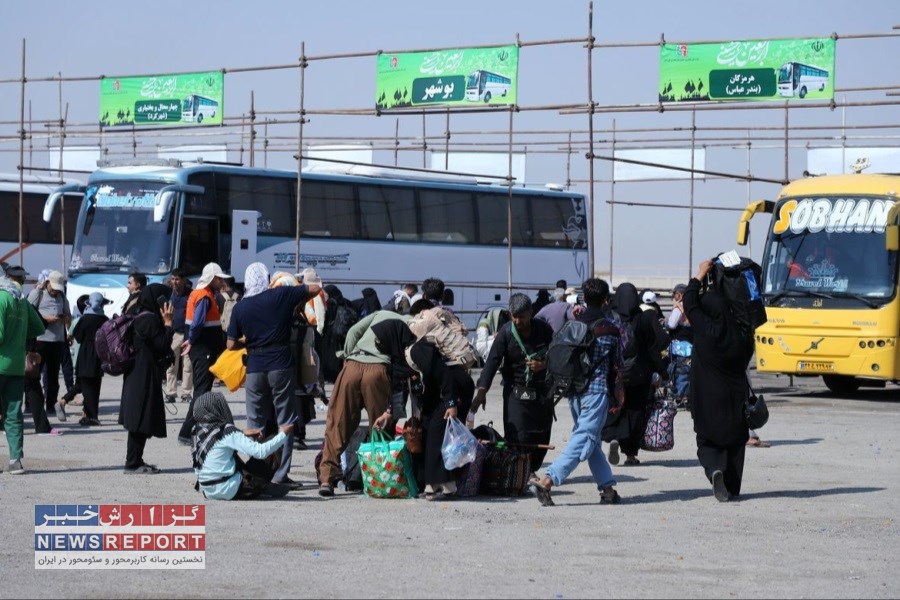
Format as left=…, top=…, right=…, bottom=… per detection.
left=465, top=409, right=476, bottom=430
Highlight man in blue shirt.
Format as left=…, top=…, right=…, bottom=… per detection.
left=226, top=263, right=320, bottom=490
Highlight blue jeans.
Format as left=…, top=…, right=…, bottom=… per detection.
left=545, top=389, right=616, bottom=489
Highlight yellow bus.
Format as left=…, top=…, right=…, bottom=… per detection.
left=737, top=174, right=900, bottom=394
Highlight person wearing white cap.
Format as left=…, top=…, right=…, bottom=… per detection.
left=177, top=262, right=230, bottom=444
left=26, top=270, right=71, bottom=427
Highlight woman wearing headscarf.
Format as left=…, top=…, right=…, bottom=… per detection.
left=119, top=283, right=174, bottom=474
left=601, top=282, right=669, bottom=466
left=192, top=391, right=292, bottom=500
left=683, top=260, right=755, bottom=501
left=351, top=287, right=381, bottom=318
left=70, top=292, right=110, bottom=426
left=472, top=293, right=555, bottom=471
left=320, top=284, right=355, bottom=383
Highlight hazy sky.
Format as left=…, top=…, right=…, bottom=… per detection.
left=2, top=0, right=897, bottom=281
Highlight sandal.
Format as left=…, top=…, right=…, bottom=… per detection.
left=746, top=437, right=770, bottom=448
left=529, top=477, right=555, bottom=507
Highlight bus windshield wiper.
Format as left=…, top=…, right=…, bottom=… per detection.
left=765, top=289, right=834, bottom=305
left=828, top=291, right=880, bottom=309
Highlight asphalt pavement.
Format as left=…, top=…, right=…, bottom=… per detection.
left=1, top=370, right=898, bottom=599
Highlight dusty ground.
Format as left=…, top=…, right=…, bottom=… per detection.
left=1, top=370, right=897, bottom=598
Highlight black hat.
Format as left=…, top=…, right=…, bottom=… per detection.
left=0, top=262, right=29, bottom=279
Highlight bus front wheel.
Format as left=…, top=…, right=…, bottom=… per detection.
left=484, top=92, right=492, bottom=103
left=799, top=86, right=807, bottom=99
left=197, top=113, right=204, bottom=124
left=823, top=375, right=860, bottom=395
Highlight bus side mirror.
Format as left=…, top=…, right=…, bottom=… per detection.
left=737, top=221, right=750, bottom=246
left=886, top=225, right=899, bottom=251
left=153, top=184, right=204, bottom=223
left=43, top=184, right=86, bottom=223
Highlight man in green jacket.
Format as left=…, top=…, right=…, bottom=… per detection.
left=318, top=310, right=408, bottom=496
left=0, top=263, right=46, bottom=474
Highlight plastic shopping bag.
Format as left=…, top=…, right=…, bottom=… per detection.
left=209, top=348, right=247, bottom=392
left=357, top=429, right=418, bottom=499
left=441, top=417, right=478, bottom=470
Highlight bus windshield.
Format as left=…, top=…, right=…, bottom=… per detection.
left=778, top=64, right=792, bottom=83
left=763, top=216, right=897, bottom=304
left=466, top=72, right=481, bottom=90
left=69, top=181, right=174, bottom=275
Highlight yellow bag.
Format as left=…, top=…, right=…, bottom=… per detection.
left=209, top=348, right=247, bottom=392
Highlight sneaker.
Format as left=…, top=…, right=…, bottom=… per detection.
left=165, top=394, right=176, bottom=404
left=54, top=401, right=67, bottom=422
left=712, top=470, right=730, bottom=502
left=178, top=436, right=192, bottom=446
left=318, top=483, right=335, bottom=497
left=600, top=486, right=621, bottom=504
left=8, top=459, right=24, bottom=474
left=608, top=440, right=620, bottom=466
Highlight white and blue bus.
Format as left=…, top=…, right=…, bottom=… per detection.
left=182, top=94, right=218, bottom=123
left=465, top=70, right=512, bottom=103
left=777, top=62, right=829, bottom=98
left=0, top=174, right=83, bottom=277
left=43, top=161, right=588, bottom=327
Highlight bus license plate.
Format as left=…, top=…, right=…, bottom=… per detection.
left=797, top=361, right=835, bottom=372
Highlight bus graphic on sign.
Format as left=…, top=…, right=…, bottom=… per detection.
left=181, top=95, right=218, bottom=124
left=465, top=70, right=511, bottom=103
left=777, top=62, right=829, bottom=98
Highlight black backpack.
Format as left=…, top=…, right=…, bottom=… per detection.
left=545, top=320, right=598, bottom=397
left=711, top=257, right=768, bottom=336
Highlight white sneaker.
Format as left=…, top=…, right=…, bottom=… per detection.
left=9, top=459, right=24, bottom=474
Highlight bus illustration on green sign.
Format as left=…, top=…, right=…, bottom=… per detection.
left=659, top=38, right=834, bottom=103
left=376, top=46, right=518, bottom=110
left=99, top=71, right=224, bottom=127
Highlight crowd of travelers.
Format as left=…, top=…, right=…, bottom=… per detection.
left=0, top=258, right=766, bottom=503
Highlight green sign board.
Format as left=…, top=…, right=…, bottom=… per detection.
left=99, top=71, right=224, bottom=127
left=376, top=46, right=518, bottom=110
left=659, top=38, right=835, bottom=102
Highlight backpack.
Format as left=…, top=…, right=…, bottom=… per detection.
left=544, top=319, right=598, bottom=397
left=330, top=301, right=359, bottom=340
left=407, top=307, right=476, bottom=368
left=620, top=316, right=650, bottom=386
left=711, top=257, right=768, bottom=336
left=94, top=313, right=143, bottom=376
left=220, top=291, right=239, bottom=333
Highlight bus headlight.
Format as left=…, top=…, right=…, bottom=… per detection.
left=877, top=340, right=885, bottom=348
left=872, top=364, right=880, bottom=372
left=859, top=341, right=866, bottom=348
left=867, top=341, right=875, bottom=348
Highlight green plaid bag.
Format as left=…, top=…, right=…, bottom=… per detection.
left=357, top=429, right=419, bottom=499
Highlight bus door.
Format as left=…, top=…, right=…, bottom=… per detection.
left=179, top=215, right=220, bottom=276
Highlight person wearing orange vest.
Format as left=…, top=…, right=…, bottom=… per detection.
left=177, top=263, right=230, bottom=444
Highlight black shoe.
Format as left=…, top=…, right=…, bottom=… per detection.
left=261, top=481, right=291, bottom=498
left=79, top=416, right=91, bottom=427
left=294, top=439, right=308, bottom=451
left=275, top=477, right=303, bottom=490
left=318, top=483, right=335, bottom=497
left=178, top=436, right=192, bottom=447
left=165, top=394, right=176, bottom=403
left=712, top=470, right=730, bottom=502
